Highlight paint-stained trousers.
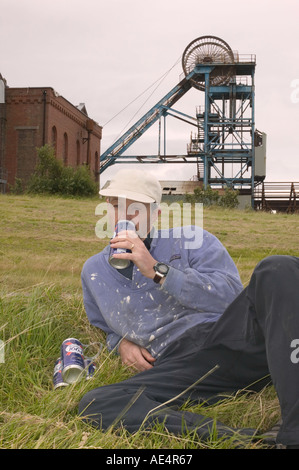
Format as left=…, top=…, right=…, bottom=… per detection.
left=78, top=255, right=299, bottom=446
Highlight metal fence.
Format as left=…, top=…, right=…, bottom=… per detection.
left=254, top=182, right=298, bottom=213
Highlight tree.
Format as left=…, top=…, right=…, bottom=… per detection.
left=27, top=145, right=98, bottom=197
left=185, top=185, right=239, bottom=209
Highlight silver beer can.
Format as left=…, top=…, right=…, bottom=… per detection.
left=84, top=357, right=96, bottom=380
left=53, top=358, right=69, bottom=389
left=61, top=338, right=85, bottom=384
left=109, top=219, right=135, bottom=269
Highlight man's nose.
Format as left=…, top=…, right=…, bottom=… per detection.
left=117, top=210, right=134, bottom=221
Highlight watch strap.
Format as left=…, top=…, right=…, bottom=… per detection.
left=153, top=271, right=164, bottom=283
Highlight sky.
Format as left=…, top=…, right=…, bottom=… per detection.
left=1, top=0, right=298, bottom=187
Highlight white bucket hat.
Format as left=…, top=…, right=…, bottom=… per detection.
left=99, top=169, right=162, bottom=204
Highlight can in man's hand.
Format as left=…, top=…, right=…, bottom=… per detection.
left=109, top=219, right=135, bottom=269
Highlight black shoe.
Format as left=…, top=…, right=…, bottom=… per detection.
left=262, top=419, right=286, bottom=449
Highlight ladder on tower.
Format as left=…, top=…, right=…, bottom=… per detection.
left=196, top=159, right=204, bottom=180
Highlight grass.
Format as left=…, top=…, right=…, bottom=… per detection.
left=0, top=193, right=298, bottom=449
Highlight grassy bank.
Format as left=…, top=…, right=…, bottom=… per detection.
left=0, top=194, right=298, bottom=449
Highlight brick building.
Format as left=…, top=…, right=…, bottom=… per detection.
left=0, top=74, right=102, bottom=191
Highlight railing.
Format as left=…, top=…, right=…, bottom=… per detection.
left=254, top=182, right=298, bottom=213
left=179, top=53, right=256, bottom=83
left=232, top=53, right=256, bottom=63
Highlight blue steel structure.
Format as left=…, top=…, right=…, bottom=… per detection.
left=99, top=36, right=263, bottom=203
left=99, top=71, right=196, bottom=173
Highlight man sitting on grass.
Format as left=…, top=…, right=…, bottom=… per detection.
left=79, top=169, right=299, bottom=448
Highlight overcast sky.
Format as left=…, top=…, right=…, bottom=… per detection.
left=1, top=0, right=298, bottom=186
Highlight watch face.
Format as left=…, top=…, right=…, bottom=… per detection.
left=157, top=263, right=169, bottom=274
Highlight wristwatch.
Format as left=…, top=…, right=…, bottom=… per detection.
left=153, top=262, right=169, bottom=283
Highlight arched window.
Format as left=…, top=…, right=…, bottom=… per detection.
left=51, top=126, right=57, bottom=154
left=63, top=133, right=68, bottom=165
left=76, top=140, right=80, bottom=166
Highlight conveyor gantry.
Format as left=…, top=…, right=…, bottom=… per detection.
left=99, top=70, right=199, bottom=173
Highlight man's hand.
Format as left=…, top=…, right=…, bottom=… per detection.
left=110, top=230, right=157, bottom=280
left=118, top=338, right=156, bottom=372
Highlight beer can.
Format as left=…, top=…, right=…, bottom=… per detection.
left=109, top=219, right=135, bottom=269
left=61, top=338, right=85, bottom=384
left=53, top=358, right=69, bottom=389
left=84, top=357, right=96, bottom=380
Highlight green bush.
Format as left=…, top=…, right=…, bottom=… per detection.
left=218, top=187, right=240, bottom=208
left=186, top=185, right=239, bottom=208
left=8, top=178, right=24, bottom=194
left=27, top=145, right=98, bottom=197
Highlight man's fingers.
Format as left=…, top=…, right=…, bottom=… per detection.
left=141, top=348, right=156, bottom=363
left=119, top=339, right=155, bottom=372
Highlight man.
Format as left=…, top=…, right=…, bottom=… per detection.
left=79, top=169, right=299, bottom=448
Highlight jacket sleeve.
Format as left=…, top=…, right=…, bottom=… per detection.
left=81, top=269, right=121, bottom=352
left=161, top=229, right=243, bottom=313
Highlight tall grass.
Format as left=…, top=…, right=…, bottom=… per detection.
left=0, top=194, right=298, bottom=449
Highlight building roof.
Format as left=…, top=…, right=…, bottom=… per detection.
left=76, top=103, right=88, bottom=116
left=101, top=179, right=202, bottom=196
left=160, top=180, right=202, bottom=195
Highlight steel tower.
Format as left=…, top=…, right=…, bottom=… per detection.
left=99, top=36, right=266, bottom=205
